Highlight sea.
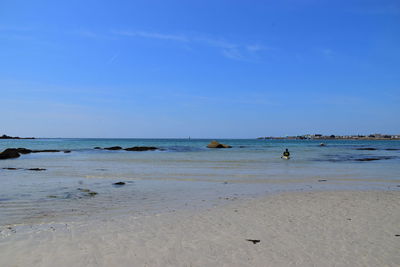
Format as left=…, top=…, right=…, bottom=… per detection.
left=1, top=138, right=399, bottom=226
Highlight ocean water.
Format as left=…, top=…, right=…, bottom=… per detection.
left=1, top=138, right=399, bottom=226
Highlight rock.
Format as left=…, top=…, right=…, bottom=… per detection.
left=356, top=148, right=377, bottom=150
left=0, top=149, right=21, bottom=160
left=16, top=148, right=32, bottom=154
left=246, top=239, right=261, bottom=244
left=104, top=146, right=123, bottom=150
left=2, top=167, right=21, bottom=170
left=318, top=179, right=327, bottom=182
left=320, top=143, right=326, bottom=146
left=356, top=157, right=387, bottom=161
left=32, top=149, right=61, bottom=153
left=27, top=168, right=46, bottom=171
left=64, top=150, right=71, bottom=153
left=207, top=140, right=232, bottom=148
left=77, top=188, right=98, bottom=197
left=94, top=147, right=102, bottom=149
left=113, top=182, right=126, bottom=186
left=124, top=146, right=158, bottom=151
left=386, top=148, right=400, bottom=151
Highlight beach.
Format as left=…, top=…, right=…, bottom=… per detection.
left=1, top=190, right=399, bottom=266
left=1, top=138, right=399, bottom=266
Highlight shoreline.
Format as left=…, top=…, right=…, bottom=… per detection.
left=1, top=190, right=399, bottom=266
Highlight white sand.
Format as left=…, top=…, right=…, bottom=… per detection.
left=1, top=190, right=399, bottom=267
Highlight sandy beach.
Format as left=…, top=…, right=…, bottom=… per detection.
left=1, top=190, right=399, bottom=267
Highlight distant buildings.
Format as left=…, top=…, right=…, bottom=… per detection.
left=257, top=134, right=400, bottom=140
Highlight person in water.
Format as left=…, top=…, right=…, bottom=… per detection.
left=282, top=148, right=290, bottom=157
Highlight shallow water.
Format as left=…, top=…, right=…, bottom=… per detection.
left=1, top=138, right=399, bottom=226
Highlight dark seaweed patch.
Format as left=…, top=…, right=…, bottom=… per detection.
left=314, top=154, right=397, bottom=162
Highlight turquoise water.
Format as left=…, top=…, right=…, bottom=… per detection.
left=1, top=138, right=399, bottom=226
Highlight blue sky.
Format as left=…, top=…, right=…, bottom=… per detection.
left=1, top=0, right=399, bottom=138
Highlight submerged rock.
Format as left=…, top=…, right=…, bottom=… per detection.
left=77, top=188, right=98, bottom=197
left=207, top=140, right=232, bottom=149
left=64, top=150, right=71, bottom=153
left=124, top=146, right=158, bottom=151
left=104, top=146, right=123, bottom=150
left=31, top=149, right=61, bottom=153
left=27, top=168, right=46, bottom=171
left=356, top=148, right=377, bottom=150
left=16, top=148, right=32, bottom=154
left=246, top=239, right=261, bottom=244
left=355, top=157, right=393, bottom=161
left=0, top=149, right=21, bottom=160
left=113, top=182, right=126, bottom=186
left=94, top=147, right=102, bottom=149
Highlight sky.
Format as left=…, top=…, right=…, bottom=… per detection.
left=1, top=0, right=399, bottom=138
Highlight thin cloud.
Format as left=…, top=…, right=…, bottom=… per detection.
left=101, top=29, right=270, bottom=61
left=107, top=53, right=119, bottom=64
left=246, top=44, right=269, bottom=52
left=222, top=48, right=244, bottom=61
left=113, top=30, right=189, bottom=42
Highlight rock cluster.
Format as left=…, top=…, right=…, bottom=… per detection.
left=97, top=146, right=159, bottom=151
left=124, top=146, right=158, bottom=151
left=0, top=148, right=67, bottom=160
left=207, top=140, right=232, bottom=149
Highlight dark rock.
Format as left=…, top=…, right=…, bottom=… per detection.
left=386, top=148, right=400, bottom=151
left=113, top=182, right=126, bottom=186
left=31, top=149, right=61, bottom=153
left=318, top=179, right=327, bottom=182
left=124, top=146, right=158, bottom=151
left=0, top=149, right=20, bottom=160
left=356, top=148, right=377, bottom=150
left=94, top=147, right=102, bottom=149
left=320, top=143, right=326, bottom=146
left=246, top=239, right=260, bottom=244
left=77, top=188, right=98, bottom=196
left=27, top=168, right=46, bottom=171
left=355, top=157, right=393, bottom=161
left=2, top=167, right=21, bottom=170
left=104, top=146, right=123, bottom=150
left=64, top=150, right=71, bottom=153
left=16, top=148, right=32, bottom=154
left=207, top=140, right=232, bottom=148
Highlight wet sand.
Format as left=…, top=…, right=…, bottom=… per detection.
left=1, top=190, right=399, bottom=266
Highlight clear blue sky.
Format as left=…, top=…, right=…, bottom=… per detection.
left=1, top=0, right=399, bottom=138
